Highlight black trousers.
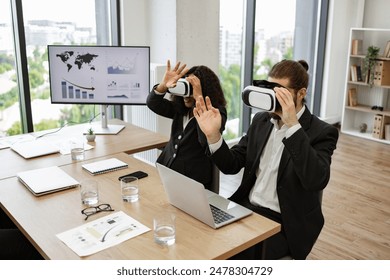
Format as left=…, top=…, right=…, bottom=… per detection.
left=229, top=197, right=290, bottom=260
left=0, top=208, right=43, bottom=260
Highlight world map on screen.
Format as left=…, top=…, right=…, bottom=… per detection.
left=55, top=51, right=98, bottom=72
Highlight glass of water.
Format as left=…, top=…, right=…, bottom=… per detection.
left=120, top=176, right=139, bottom=202
left=80, top=179, right=99, bottom=206
left=70, top=137, right=85, bottom=161
left=154, top=212, right=176, bottom=246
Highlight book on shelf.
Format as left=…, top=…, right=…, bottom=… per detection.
left=350, top=65, right=358, bottom=82
left=356, top=65, right=363, bottom=81
left=364, top=69, right=370, bottom=84
left=351, top=39, right=362, bottom=55
left=348, top=88, right=358, bottom=106
left=349, top=64, right=363, bottom=82
left=383, top=40, right=390, bottom=58
left=373, top=60, right=390, bottom=86
left=372, top=114, right=383, bottom=139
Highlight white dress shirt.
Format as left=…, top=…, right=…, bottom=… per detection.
left=210, top=107, right=305, bottom=213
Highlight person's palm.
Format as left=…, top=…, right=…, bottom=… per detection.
left=162, top=60, right=188, bottom=88
left=194, top=96, right=222, bottom=144
left=164, top=70, right=182, bottom=88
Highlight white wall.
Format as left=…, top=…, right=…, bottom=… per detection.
left=320, top=0, right=365, bottom=123
left=363, top=0, right=390, bottom=28
left=176, top=0, right=220, bottom=71
left=120, top=0, right=220, bottom=163
left=120, top=0, right=220, bottom=140
left=121, top=0, right=219, bottom=72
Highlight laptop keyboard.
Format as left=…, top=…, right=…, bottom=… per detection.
left=210, top=204, right=235, bottom=224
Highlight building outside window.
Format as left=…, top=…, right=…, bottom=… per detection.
left=219, top=0, right=322, bottom=139
left=219, top=0, right=245, bottom=140
left=0, top=0, right=21, bottom=137
left=0, top=0, right=112, bottom=136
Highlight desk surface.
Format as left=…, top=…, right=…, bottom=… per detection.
left=0, top=153, right=280, bottom=260
left=0, top=119, right=168, bottom=180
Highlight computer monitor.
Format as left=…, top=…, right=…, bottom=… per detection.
left=47, top=45, right=150, bottom=134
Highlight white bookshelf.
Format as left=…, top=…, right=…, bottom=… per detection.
left=341, top=28, right=390, bottom=144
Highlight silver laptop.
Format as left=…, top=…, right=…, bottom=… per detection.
left=11, top=139, right=60, bottom=159
left=156, top=163, right=252, bottom=229
left=17, top=166, right=80, bottom=196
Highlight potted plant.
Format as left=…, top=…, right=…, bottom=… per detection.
left=363, top=45, right=380, bottom=87
left=86, top=127, right=96, bottom=142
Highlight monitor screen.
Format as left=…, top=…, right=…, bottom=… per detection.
left=48, top=45, right=150, bottom=105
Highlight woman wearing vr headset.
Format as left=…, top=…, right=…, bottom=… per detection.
left=193, top=59, right=339, bottom=260
left=147, top=60, right=227, bottom=190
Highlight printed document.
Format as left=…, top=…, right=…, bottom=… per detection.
left=56, top=211, right=150, bottom=257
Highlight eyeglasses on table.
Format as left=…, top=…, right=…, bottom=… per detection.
left=81, top=203, right=114, bottom=220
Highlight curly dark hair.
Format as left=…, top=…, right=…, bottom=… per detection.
left=172, top=65, right=226, bottom=111
left=186, top=65, right=227, bottom=107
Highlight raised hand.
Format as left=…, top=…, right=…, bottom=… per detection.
left=274, top=87, right=300, bottom=127
left=156, top=60, right=189, bottom=93
left=185, top=75, right=202, bottom=100
left=193, top=96, right=222, bottom=144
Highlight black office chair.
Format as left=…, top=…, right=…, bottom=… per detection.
left=275, top=190, right=324, bottom=260
left=209, top=164, right=220, bottom=194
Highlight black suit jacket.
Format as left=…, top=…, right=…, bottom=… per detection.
left=210, top=107, right=339, bottom=259
left=147, top=89, right=227, bottom=189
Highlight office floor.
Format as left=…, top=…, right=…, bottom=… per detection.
left=219, top=132, right=390, bottom=260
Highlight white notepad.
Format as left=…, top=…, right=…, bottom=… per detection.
left=17, top=166, right=80, bottom=196
left=82, top=158, right=128, bottom=175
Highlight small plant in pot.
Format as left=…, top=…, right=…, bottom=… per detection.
left=363, top=45, right=380, bottom=87
left=86, top=127, right=96, bottom=142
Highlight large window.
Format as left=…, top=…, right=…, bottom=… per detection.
left=0, top=0, right=114, bottom=136
left=253, top=0, right=296, bottom=80
left=219, top=0, right=326, bottom=138
left=0, top=0, right=21, bottom=137
left=219, top=0, right=245, bottom=140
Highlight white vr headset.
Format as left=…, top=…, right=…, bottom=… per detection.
left=242, top=80, right=282, bottom=112
left=167, top=78, right=193, bottom=97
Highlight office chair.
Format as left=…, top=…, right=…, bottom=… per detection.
left=274, top=190, right=324, bottom=260
left=209, top=164, right=220, bottom=194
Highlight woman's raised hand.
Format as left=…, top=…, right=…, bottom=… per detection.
left=155, top=60, right=189, bottom=93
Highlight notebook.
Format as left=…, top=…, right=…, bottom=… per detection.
left=17, top=166, right=80, bottom=196
left=82, top=158, right=128, bottom=175
left=11, top=139, right=60, bottom=159
left=156, top=163, right=252, bottom=229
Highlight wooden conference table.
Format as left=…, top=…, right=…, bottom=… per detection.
left=0, top=119, right=168, bottom=180
left=0, top=152, right=281, bottom=260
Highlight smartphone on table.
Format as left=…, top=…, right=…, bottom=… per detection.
left=118, top=171, right=148, bottom=181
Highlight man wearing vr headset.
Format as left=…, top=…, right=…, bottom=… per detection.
left=193, top=59, right=339, bottom=259
left=147, top=60, right=227, bottom=190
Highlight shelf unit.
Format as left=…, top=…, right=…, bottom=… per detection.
left=341, top=28, right=390, bottom=144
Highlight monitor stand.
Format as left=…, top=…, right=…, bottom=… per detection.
left=89, top=105, right=125, bottom=135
